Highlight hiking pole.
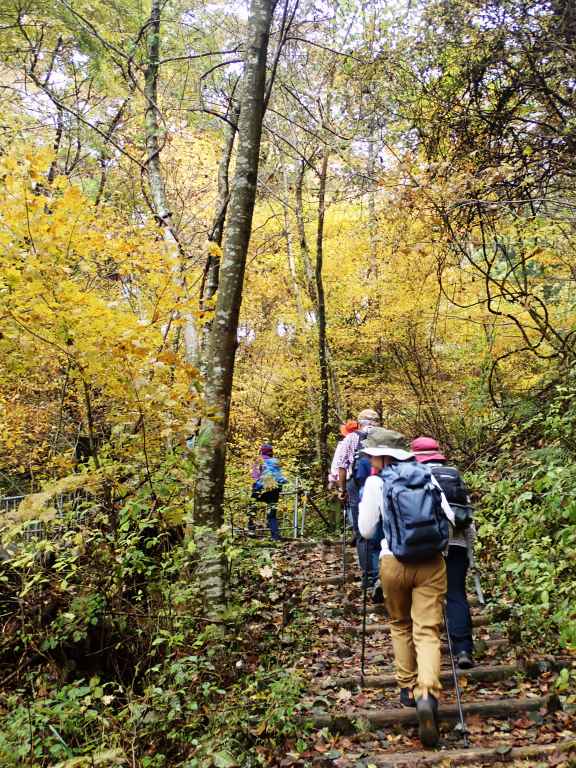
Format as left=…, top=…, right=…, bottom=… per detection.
left=341, top=501, right=348, bottom=584
left=443, top=604, right=469, bottom=748
left=467, top=539, right=485, bottom=607
left=360, top=538, right=369, bottom=683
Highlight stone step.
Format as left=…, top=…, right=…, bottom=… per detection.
left=321, top=663, right=520, bottom=690
left=308, top=694, right=552, bottom=731
left=326, top=739, right=576, bottom=767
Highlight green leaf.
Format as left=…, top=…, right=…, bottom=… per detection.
left=212, top=751, right=237, bottom=768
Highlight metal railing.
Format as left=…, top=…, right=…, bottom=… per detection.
left=0, top=495, right=25, bottom=514
left=223, top=477, right=338, bottom=541
left=0, top=490, right=94, bottom=542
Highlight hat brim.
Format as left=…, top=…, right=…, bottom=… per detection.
left=362, top=447, right=413, bottom=460
left=414, top=451, right=446, bottom=463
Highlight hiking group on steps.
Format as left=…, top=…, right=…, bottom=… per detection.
left=337, top=413, right=477, bottom=749
left=248, top=411, right=477, bottom=750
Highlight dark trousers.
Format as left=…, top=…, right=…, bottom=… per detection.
left=266, top=506, right=280, bottom=540
left=446, top=545, right=474, bottom=655
left=249, top=488, right=281, bottom=540
left=346, top=479, right=380, bottom=586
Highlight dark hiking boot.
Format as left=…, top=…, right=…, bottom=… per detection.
left=417, top=694, right=439, bottom=748
left=457, top=651, right=474, bottom=670
left=400, top=688, right=416, bottom=708
left=372, top=579, right=384, bottom=605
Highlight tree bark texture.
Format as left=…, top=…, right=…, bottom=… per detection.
left=194, top=0, right=273, bottom=527
left=200, top=101, right=241, bottom=361
left=315, top=152, right=330, bottom=488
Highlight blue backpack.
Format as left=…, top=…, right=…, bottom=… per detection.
left=351, top=432, right=372, bottom=490
left=380, top=461, right=449, bottom=563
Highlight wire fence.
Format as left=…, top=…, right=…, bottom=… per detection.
left=0, top=490, right=94, bottom=543
left=1, top=478, right=337, bottom=548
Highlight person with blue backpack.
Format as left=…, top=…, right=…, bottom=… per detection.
left=358, top=429, right=455, bottom=749
left=411, top=436, right=476, bottom=670
left=250, top=444, right=288, bottom=540
left=331, top=408, right=383, bottom=601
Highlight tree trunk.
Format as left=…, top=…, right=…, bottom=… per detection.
left=294, top=156, right=343, bottom=456
left=194, top=0, right=273, bottom=528
left=326, top=343, right=343, bottom=421
left=315, top=152, right=330, bottom=488
left=294, top=160, right=316, bottom=303
left=281, top=160, right=305, bottom=319
left=366, top=136, right=379, bottom=278
left=280, top=157, right=323, bottom=426
left=200, top=101, right=241, bottom=360
left=144, top=0, right=199, bottom=365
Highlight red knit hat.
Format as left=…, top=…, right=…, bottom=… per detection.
left=340, top=420, right=359, bottom=437
left=411, top=436, right=446, bottom=463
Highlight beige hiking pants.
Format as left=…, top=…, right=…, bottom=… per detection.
left=380, top=554, right=447, bottom=700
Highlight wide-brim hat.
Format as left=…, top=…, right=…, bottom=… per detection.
left=361, top=428, right=413, bottom=460
left=411, top=436, right=446, bottom=463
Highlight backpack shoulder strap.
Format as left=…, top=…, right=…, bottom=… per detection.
left=429, top=473, right=456, bottom=525
left=431, top=464, right=469, bottom=502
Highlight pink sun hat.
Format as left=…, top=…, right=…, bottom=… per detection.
left=411, top=436, right=446, bottom=463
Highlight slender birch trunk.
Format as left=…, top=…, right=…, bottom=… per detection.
left=144, top=0, right=199, bottom=364
left=367, top=136, right=379, bottom=278
left=281, top=161, right=305, bottom=319
left=280, top=158, right=322, bottom=427
left=294, top=156, right=343, bottom=458
left=294, top=161, right=316, bottom=303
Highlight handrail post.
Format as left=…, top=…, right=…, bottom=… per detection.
left=293, top=476, right=299, bottom=538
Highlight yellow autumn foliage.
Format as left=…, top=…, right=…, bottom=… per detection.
left=0, top=145, right=200, bottom=479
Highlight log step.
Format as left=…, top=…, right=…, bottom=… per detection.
left=351, top=614, right=492, bottom=636
left=288, top=539, right=341, bottom=549
left=308, top=695, right=551, bottom=730
left=321, top=663, right=520, bottom=690
left=315, top=573, right=358, bottom=585
left=327, top=739, right=576, bottom=767
left=362, top=638, right=508, bottom=662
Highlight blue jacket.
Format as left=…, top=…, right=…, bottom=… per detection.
left=253, top=457, right=288, bottom=491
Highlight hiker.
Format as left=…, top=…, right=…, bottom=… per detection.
left=358, top=429, right=455, bottom=748
left=330, top=409, right=383, bottom=601
left=412, top=436, right=476, bottom=670
left=328, top=421, right=359, bottom=489
left=250, top=444, right=288, bottom=541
